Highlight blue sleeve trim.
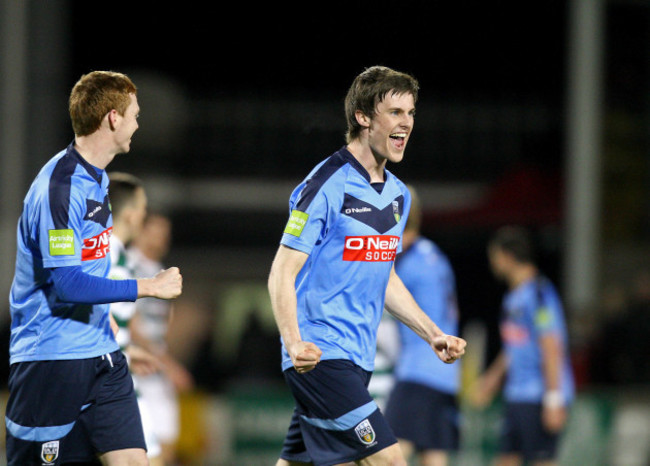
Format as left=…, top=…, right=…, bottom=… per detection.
left=51, top=266, right=137, bottom=304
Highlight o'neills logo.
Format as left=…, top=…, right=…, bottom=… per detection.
left=82, top=227, right=112, bottom=261
left=343, top=235, right=399, bottom=262
left=500, top=321, right=530, bottom=345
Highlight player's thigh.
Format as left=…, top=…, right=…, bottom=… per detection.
left=276, top=459, right=312, bottom=466
left=396, top=438, right=415, bottom=459
left=355, top=443, right=406, bottom=466
left=283, top=360, right=400, bottom=465
left=99, top=447, right=148, bottom=466
left=385, top=382, right=459, bottom=453
left=494, top=453, right=523, bottom=466
left=5, top=358, right=101, bottom=465
left=86, top=351, right=147, bottom=456
left=419, top=450, right=449, bottom=466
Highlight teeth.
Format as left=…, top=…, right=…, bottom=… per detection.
left=390, top=133, right=407, bottom=138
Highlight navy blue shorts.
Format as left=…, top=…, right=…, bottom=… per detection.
left=280, top=359, right=398, bottom=466
left=498, top=402, right=561, bottom=462
left=383, top=380, right=460, bottom=452
left=5, top=350, right=146, bottom=465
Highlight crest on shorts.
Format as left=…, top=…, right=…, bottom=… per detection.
left=354, top=419, right=376, bottom=446
left=41, top=440, right=59, bottom=464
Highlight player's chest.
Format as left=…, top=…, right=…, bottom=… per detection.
left=332, top=189, right=405, bottom=262
left=80, top=191, right=113, bottom=262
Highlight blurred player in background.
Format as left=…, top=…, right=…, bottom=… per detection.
left=128, top=212, right=194, bottom=464
left=107, top=171, right=164, bottom=465
left=383, top=186, right=462, bottom=466
left=268, top=65, right=466, bottom=466
left=5, top=70, right=182, bottom=465
left=471, top=226, right=574, bottom=466
left=367, top=312, right=399, bottom=412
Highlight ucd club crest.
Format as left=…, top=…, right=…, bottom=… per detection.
left=355, top=419, right=377, bottom=446
left=41, top=440, right=59, bottom=464
left=392, top=201, right=400, bottom=223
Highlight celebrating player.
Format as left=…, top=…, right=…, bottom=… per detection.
left=383, top=186, right=462, bottom=466
left=268, top=65, right=466, bottom=466
left=6, top=71, right=182, bottom=465
left=471, top=226, right=575, bottom=466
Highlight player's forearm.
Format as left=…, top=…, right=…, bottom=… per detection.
left=485, top=351, right=508, bottom=385
left=384, top=268, right=443, bottom=344
left=268, top=266, right=302, bottom=347
left=540, top=334, right=562, bottom=392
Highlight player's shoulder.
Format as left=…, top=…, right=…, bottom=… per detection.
left=306, top=147, right=357, bottom=183
left=385, top=169, right=408, bottom=191
left=292, top=147, right=357, bottom=209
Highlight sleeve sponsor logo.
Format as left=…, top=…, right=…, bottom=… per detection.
left=284, top=210, right=309, bottom=237
left=48, top=229, right=75, bottom=256
left=82, top=227, right=112, bottom=261
left=343, top=235, right=399, bottom=262
left=535, top=306, right=554, bottom=329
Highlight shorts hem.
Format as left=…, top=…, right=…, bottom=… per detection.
left=96, top=441, right=147, bottom=455
left=331, top=438, right=398, bottom=466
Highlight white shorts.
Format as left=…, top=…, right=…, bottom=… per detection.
left=138, top=394, right=162, bottom=458
left=133, top=372, right=179, bottom=443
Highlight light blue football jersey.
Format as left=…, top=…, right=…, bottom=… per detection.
left=500, top=276, right=575, bottom=403
left=9, top=143, right=119, bottom=363
left=393, top=237, right=460, bottom=394
left=280, top=146, right=411, bottom=372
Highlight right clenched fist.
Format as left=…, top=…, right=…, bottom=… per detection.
left=137, top=267, right=183, bottom=300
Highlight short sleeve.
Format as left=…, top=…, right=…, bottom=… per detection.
left=534, top=305, right=560, bottom=335
left=40, top=185, right=85, bottom=269
left=531, top=286, right=562, bottom=336
left=280, top=181, right=333, bottom=255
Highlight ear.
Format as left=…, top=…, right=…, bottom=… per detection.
left=107, top=109, right=119, bottom=131
left=355, top=110, right=371, bottom=129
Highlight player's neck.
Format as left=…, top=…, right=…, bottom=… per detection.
left=508, top=264, right=537, bottom=289
left=74, top=135, right=117, bottom=170
left=346, top=141, right=387, bottom=183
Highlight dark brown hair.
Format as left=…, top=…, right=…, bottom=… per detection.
left=344, top=66, right=419, bottom=143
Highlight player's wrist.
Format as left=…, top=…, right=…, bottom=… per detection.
left=543, top=389, right=565, bottom=408
left=136, top=278, right=153, bottom=298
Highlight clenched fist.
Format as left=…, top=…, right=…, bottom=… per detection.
left=137, top=267, right=183, bottom=300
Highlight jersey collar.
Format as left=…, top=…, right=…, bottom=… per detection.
left=66, top=141, right=104, bottom=185
left=339, top=146, right=387, bottom=184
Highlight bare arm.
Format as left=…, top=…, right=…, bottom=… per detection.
left=540, top=333, right=568, bottom=432
left=470, top=350, right=508, bottom=408
left=268, top=245, right=322, bottom=373
left=384, top=265, right=466, bottom=363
